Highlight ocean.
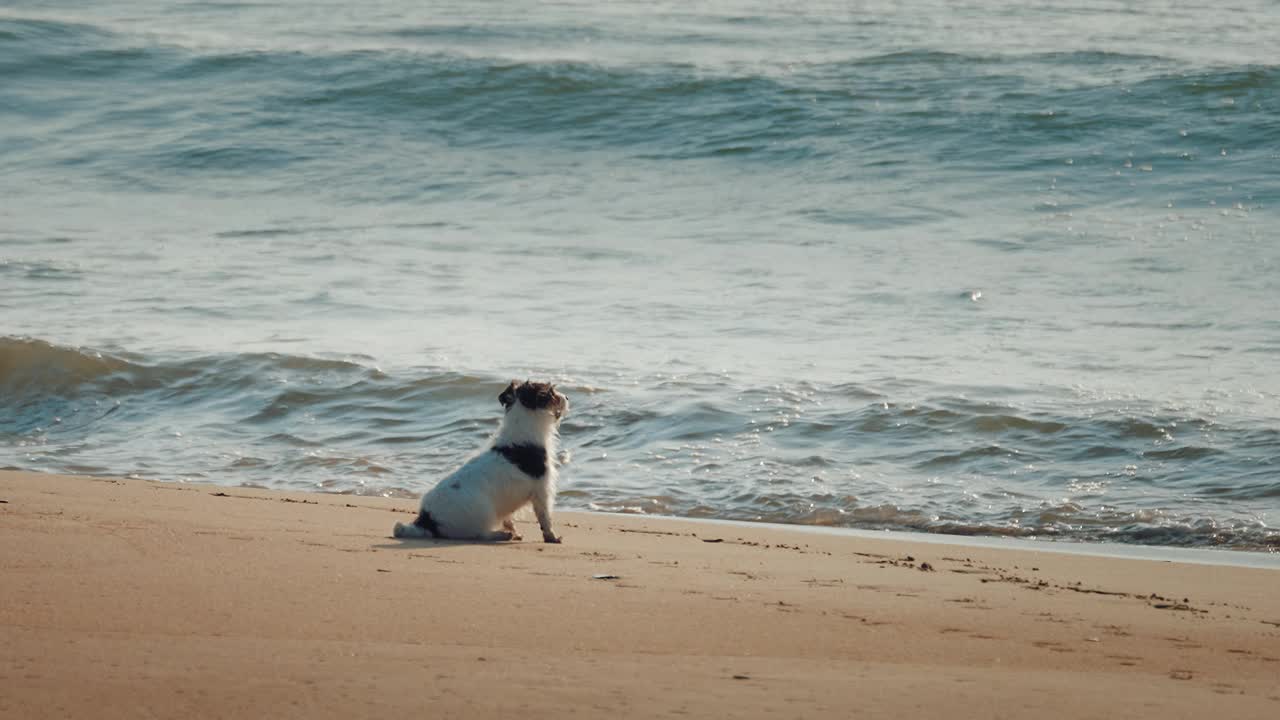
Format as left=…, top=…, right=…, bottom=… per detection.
left=2, top=0, right=1277, bottom=551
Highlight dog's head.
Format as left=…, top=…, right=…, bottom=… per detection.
left=499, top=380, right=568, bottom=421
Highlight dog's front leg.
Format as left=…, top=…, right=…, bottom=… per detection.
left=502, top=517, right=523, bottom=541
left=532, top=483, right=561, bottom=543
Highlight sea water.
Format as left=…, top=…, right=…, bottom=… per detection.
left=2, top=0, right=1277, bottom=550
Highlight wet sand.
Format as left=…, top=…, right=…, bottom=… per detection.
left=2, top=470, right=1277, bottom=719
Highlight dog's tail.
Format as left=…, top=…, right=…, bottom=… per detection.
left=393, top=509, right=440, bottom=539
left=392, top=521, right=426, bottom=539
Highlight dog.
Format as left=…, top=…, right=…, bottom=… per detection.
left=393, top=380, right=568, bottom=543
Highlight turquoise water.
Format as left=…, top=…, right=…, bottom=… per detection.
left=2, top=1, right=1277, bottom=549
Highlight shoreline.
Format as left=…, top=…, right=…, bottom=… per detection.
left=632, top=513, right=1280, bottom=570
left=9, top=467, right=1278, bottom=568
left=3, top=470, right=1279, bottom=718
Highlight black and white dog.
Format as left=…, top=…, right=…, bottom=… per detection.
left=393, top=380, right=568, bottom=543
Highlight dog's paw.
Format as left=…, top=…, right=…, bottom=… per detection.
left=542, top=534, right=562, bottom=544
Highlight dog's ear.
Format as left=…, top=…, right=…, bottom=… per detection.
left=498, top=380, right=518, bottom=409
left=548, top=384, right=566, bottom=418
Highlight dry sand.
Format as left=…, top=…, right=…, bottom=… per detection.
left=1, top=470, right=1277, bottom=719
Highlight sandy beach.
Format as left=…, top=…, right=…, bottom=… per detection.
left=1, top=470, right=1277, bottom=719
